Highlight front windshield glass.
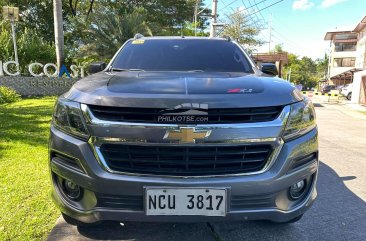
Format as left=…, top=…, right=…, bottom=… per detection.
left=111, top=39, right=254, bottom=73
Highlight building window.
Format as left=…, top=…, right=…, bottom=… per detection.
left=334, top=42, right=357, bottom=52
left=333, top=58, right=356, bottom=67
left=334, top=33, right=358, bottom=40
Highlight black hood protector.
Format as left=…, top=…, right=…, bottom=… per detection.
left=64, top=71, right=302, bottom=108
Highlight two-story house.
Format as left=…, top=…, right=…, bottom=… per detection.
left=324, top=16, right=366, bottom=85
left=324, top=16, right=366, bottom=105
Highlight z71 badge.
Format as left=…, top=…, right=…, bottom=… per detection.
left=227, top=88, right=253, bottom=93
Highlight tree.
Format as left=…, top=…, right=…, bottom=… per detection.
left=53, top=0, right=65, bottom=71
left=315, top=53, right=329, bottom=79
left=284, top=53, right=319, bottom=89
left=274, top=44, right=284, bottom=53
left=220, top=10, right=263, bottom=48
left=1, top=0, right=211, bottom=67
left=67, top=0, right=95, bottom=17
left=0, top=0, right=69, bottom=43
left=77, top=7, right=153, bottom=60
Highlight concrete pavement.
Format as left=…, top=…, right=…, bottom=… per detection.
left=47, top=102, right=366, bottom=241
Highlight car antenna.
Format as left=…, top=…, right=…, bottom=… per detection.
left=222, top=35, right=231, bottom=41
left=180, top=24, right=184, bottom=38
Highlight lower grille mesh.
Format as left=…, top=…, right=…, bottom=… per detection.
left=97, top=194, right=143, bottom=211
left=96, top=193, right=275, bottom=211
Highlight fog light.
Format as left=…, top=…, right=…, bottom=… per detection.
left=289, top=179, right=306, bottom=200
left=61, top=179, right=83, bottom=201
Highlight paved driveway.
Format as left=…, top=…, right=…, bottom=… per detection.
left=47, top=103, right=366, bottom=241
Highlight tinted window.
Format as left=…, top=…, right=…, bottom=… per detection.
left=333, top=57, right=356, bottom=67
left=112, top=39, right=254, bottom=73
left=334, top=42, right=356, bottom=52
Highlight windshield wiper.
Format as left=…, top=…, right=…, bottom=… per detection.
left=109, top=67, right=145, bottom=72
left=187, top=69, right=205, bottom=72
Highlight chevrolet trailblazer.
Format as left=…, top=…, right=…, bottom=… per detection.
left=49, top=36, right=318, bottom=226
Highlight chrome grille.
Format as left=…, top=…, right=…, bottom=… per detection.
left=88, top=105, right=284, bottom=124
left=99, top=144, right=273, bottom=176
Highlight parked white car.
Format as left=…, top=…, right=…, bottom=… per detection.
left=341, top=83, right=353, bottom=100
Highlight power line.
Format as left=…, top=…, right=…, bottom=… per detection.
left=268, top=14, right=324, bottom=54
left=271, top=14, right=295, bottom=33
left=220, top=0, right=272, bottom=17
left=236, top=0, right=274, bottom=14
left=245, top=0, right=284, bottom=18
left=271, top=29, right=318, bottom=53
left=272, top=29, right=298, bottom=46
left=236, top=1, right=266, bottom=28
left=239, top=0, right=269, bottom=43
left=219, top=0, right=240, bottom=12
left=218, top=0, right=284, bottom=48
left=249, top=0, right=268, bottom=29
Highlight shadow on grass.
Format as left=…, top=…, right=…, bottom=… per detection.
left=0, top=99, right=56, bottom=157
left=46, top=161, right=366, bottom=241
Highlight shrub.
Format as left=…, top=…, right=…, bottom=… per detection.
left=0, top=86, right=21, bottom=104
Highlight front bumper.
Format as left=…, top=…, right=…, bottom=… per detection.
left=49, top=126, right=319, bottom=223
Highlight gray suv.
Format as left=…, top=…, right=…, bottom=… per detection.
left=49, top=37, right=318, bottom=226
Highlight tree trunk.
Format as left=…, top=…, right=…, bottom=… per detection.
left=53, top=0, right=65, bottom=72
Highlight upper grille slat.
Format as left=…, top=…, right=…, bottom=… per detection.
left=89, top=105, right=283, bottom=124
left=107, top=157, right=265, bottom=165
left=102, top=148, right=270, bottom=156
left=100, top=144, right=272, bottom=176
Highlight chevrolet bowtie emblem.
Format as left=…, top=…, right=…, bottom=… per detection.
left=164, top=128, right=211, bottom=143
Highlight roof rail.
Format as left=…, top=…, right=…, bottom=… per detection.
left=134, top=33, right=144, bottom=39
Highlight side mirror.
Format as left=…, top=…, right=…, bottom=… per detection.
left=261, top=63, right=278, bottom=76
left=89, top=62, right=107, bottom=74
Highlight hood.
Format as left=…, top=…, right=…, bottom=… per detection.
left=64, top=71, right=302, bottom=108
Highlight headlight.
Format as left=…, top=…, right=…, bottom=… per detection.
left=52, top=98, right=89, bottom=140
left=282, top=99, right=316, bottom=141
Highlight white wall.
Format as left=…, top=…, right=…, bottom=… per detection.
left=328, top=27, right=366, bottom=79
left=351, top=70, right=366, bottom=103
left=329, top=41, right=358, bottom=78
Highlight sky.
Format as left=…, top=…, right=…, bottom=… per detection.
left=203, top=0, right=366, bottom=59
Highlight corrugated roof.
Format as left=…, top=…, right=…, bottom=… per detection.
left=353, top=16, right=366, bottom=32
left=324, top=15, right=366, bottom=40
left=330, top=68, right=365, bottom=79
left=324, top=31, right=353, bottom=40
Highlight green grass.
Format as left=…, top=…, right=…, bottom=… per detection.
left=0, top=97, right=59, bottom=241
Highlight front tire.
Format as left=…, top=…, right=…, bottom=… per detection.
left=62, top=213, right=101, bottom=227
left=347, top=92, right=352, bottom=100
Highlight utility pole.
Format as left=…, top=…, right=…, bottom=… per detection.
left=268, top=14, right=272, bottom=53
left=194, top=5, right=210, bottom=36
left=10, top=17, right=18, bottom=64
left=210, top=0, right=218, bottom=37
left=194, top=0, right=199, bottom=36
left=326, top=44, right=331, bottom=84
left=2, top=6, right=19, bottom=64
left=288, top=68, right=292, bottom=82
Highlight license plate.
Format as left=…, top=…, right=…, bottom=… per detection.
left=145, top=188, right=227, bottom=216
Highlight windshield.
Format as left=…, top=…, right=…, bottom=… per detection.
left=111, top=39, right=254, bottom=73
